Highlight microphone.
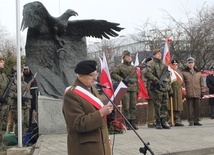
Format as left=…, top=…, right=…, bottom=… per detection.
left=94, top=81, right=111, bottom=89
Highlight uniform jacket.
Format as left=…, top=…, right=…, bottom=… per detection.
left=0, top=69, right=9, bottom=97
left=182, top=67, right=205, bottom=98
left=62, top=79, right=111, bottom=155
left=170, top=70, right=183, bottom=111
left=9, top=76, right=31, bottom=109
left=143, top=66, right=153, bottom=98
left=110, top=60, right=138, bottom=91
left=144, top=57, right=172, bottom=93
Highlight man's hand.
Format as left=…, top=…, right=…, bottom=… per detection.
left=99, top=104, right=114, bottom=117
left=201, top=92, right=206, bottom=99
left=26, top=83, right=31, bottom=90
left=169, top=92, right=173, bottom=97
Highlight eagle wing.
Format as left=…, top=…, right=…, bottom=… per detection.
left=66, top=20, right=124, bottom=39
left=21, top=1, right=52, bottom=33
left=22, top=2, right=124, bottom=98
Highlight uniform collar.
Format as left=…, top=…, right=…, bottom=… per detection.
left=123, top=60, right=132, bottom=66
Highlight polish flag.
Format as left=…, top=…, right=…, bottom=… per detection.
left=99, top=53, right=114, bottom=98
left=163, top=38, right=177, bottom=82
left=134, top=53, right=149, bottom=100
left=163, top=38, right=172, bottom=65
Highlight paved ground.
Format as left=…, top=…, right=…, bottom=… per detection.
left=33, top=118, right=214, bottom=155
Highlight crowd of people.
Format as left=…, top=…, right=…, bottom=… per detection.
left=0, top=58, right=38, bottom=146
left=62, top=51, right=214, bottom=155
left=113, top=49, right=213, bottom=129
left=0, top=49, right=211, bottom=154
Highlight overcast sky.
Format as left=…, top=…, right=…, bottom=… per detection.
left=0, top=0, right=213, bottom=43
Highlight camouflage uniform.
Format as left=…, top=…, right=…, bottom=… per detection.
left=0, top=68, right=10, bottom=139
left=145, top=56, right=172, bottom=129
left=143, top=66, right=156, bottom=128
left=111, top=51, right=138, bottom=129
left=9, top=73, right=31, bottom=136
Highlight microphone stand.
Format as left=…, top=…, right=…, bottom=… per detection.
left=98, top=86, right=154, bottom=155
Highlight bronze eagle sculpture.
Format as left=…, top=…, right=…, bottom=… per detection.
left=21, top=1, right=124, bottom=98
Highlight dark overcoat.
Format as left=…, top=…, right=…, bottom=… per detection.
left=206, top=74, right=214, bottom=105
left=62, top=79, right=111, bottom=155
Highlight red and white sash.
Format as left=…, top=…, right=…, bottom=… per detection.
left=73, top=86, right=104, bottom=110
left=174, top=70, right=183, bottom=84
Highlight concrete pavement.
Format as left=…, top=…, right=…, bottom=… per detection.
left=33, top=118, right=214, bottom=155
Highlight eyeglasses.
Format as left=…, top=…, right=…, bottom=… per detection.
left=88, top=73, right=99, bottom=78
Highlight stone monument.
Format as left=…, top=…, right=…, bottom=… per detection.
left=21, top=1, right=123, bottom=134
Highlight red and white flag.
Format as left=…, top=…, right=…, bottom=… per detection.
left=99, top=53, right=114, bottom=98
left=134, top=53, right=139, bottom=67
left=134, top=53, right=149, bottom=100
left=163, top=38, right=172, bottom=66
left=163, top=38, right=177, bottom=82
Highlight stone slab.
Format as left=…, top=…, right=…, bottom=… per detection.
left=38, top=96, right=67, bottom=134
left=7, top=147, right=33, bottom=155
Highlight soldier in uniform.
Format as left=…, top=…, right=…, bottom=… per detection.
left=111, top=50, right=139, bottom=130
left=143, top=57, right=156, bottom=128
left=168, top=60, right=184, bottom=126
left=182, top=57, right=205, bottom=126
left=8, top=66, right=31, bottom=136
left=0, top=57, right=9, bottom=141
left=145, top=49, right=172, bottom=129
left=206, top=66, right=214, bottom=119
left=23, top=64, right=37, bottom=125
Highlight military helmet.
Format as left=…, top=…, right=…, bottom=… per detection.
left=0, top=56, right=4, bottom=61
left=122, top=50, right=130, bottom=58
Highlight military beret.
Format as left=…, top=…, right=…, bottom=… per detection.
left=186, top=57, right=195, bottom=63
left=145, top=57, right=153, bottom=63
left=122, top=50, right=131, bottom=58
left=74, top=60, right=97, bottom=75
left=152, top=49, right=161, bottom=55
left=171, top=60, right=179, bottom=64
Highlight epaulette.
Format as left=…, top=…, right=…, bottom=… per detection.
left=64, top=85, right=75, bottom=94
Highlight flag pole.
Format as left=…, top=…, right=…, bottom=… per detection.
left=170, top=97, right=174, bottom=126
left=16, top=0, right=23, bottom=147
left=163, top=30, right=175, bottom=126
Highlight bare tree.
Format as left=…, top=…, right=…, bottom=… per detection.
left=0, top=24, right=16, bottom=55
left=0, top=23, right=26, bottom=56
left=164, top=5, right=214, bottom=69
left=135, top=4, right=214, bottom=69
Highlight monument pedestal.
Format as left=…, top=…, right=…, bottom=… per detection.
left=38, top=95, right=67, bottom=134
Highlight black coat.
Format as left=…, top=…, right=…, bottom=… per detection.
left=206, top=74, right=214, bottom=94
left=206, top=74, right=214, bottom=104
